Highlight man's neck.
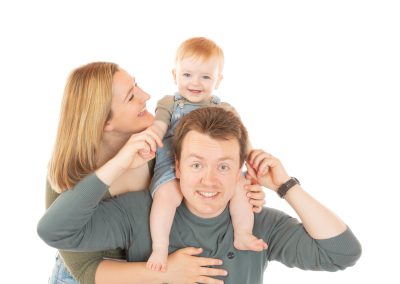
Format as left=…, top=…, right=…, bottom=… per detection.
left=182, top=200, right=227, bottom=219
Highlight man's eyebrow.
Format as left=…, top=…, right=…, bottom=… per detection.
left=187, top=154, right=236, bottom=162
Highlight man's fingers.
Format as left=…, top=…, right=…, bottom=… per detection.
left=196, top=276, right=224, bottom=284
left=245, top=163, right=257, bottom=181
left=196, top=256, right=223, bottom=267
left=199, top=267, right=228, bottom=277
left=178, top=247, right=203, bottom=256
left=252, top=152, right=271, bottom=172
left=252, top=205, right=263, bottom=213
left=246, top=183, right=262, bottom=192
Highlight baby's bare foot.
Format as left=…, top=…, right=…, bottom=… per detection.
left=146, top=249, right=168, bottom=272
left=234, top=232, right=268, bottom=252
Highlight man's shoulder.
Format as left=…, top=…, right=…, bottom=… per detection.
left=254, top=206, right=293, bottom=226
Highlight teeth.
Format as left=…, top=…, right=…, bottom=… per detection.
left=198, top=191, right=217, bottom=198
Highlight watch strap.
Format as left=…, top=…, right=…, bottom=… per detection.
left=277, top=177, right=300, bottom=198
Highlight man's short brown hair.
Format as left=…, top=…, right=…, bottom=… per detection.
left=173, top=107, right=248, bottom=165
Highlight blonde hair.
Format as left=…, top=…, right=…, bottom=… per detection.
left=48, top=62, right=119, bottom=193
left=175, top=37, right=224, bottom=73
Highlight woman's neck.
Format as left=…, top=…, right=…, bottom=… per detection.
left=97, top=131, right=131, bottom=167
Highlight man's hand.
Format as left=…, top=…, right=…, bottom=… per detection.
left=245, top=149, right=291, bottom=192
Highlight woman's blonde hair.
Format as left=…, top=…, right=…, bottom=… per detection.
left=48, top=62, right=119, bottom=192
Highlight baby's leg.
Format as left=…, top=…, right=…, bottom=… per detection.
left=230, top=177, right=268, bottom=252
left=147, top=179, right=182, bottom=272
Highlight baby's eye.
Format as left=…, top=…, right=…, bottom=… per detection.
left=202, top=75, right=211, bottom=80
left=183, top=73, right=191, bottom=77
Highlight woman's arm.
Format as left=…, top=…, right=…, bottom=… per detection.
left=45, top=181, right=226, bottom=284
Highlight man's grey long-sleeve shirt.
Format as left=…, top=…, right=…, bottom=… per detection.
left=38, top=174, right=361, bottom=284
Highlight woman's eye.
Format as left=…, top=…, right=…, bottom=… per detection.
left=128, top=94, right=135, bottom=102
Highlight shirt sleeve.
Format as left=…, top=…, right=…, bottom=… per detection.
left=59, top=250, right=123, bottom=284
left=154, top=95, right=175, bottom=124
left=39, top=174, right=150, bottom=252
left=45, top=180, right=126, bottom=284
left=256, top=207, right=362, bottom=271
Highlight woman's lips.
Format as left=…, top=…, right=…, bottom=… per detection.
left=138, top=108, right=148, bottom=117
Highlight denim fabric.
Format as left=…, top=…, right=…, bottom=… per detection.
left=48, top=253, right=79, bottom=284
left=149, top=93, right=221, bottom=196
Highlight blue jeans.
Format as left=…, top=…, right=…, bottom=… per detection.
left=49, top=253, right=79, bottom=284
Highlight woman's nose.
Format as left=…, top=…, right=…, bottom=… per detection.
left=138, top=88, right=151, bottom=102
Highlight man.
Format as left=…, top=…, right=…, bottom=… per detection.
left=38, top=107, right=361, bottom=284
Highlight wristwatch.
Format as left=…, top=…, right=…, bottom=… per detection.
left=277, top=177, right=300, bottom=198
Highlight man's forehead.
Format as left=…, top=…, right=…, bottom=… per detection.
left=181, top=131, right=240, bottom=160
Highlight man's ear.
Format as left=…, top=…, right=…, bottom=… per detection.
left=172, top=69, right=177, bottom=85
left=235, top=163, right=243, bottom=181
left=214, top=73, right=223, bottom=90
left=175, top=156, right=181, bottom=178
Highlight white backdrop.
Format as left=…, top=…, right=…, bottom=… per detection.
left=1, top=0, right=399, bottom=283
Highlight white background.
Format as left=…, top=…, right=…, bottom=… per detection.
left=1, top=0, right=399, bottom=283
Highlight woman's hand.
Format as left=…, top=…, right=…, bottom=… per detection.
left=96, top=130, right=162, bottom=186
left=163, top=247, right=227, bottom=284
left=246, top=149, right=290, bottom=192
left=115, top=129, right=162, bottom=170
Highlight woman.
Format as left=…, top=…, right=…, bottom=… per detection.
left=45, top=62, right=265, bottom=284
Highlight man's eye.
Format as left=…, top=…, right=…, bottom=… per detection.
left=191, top=163, right=201, bottom=169
left=219, top=164, right=230, bottom=171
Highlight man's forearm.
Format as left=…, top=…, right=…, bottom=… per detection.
left=284, top=185, right=347, bottom=239
left=96, top=260, right=162, bottom=284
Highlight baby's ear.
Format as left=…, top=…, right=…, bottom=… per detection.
left=172, top=69, right=177, bottom=84
left=215, top=74, right=223, bottom=89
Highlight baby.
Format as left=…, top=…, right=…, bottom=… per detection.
left=145, top=37, right=267, bottom=271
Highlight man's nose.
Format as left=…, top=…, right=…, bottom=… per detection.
left=201, top=168, right=217, bottom=186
